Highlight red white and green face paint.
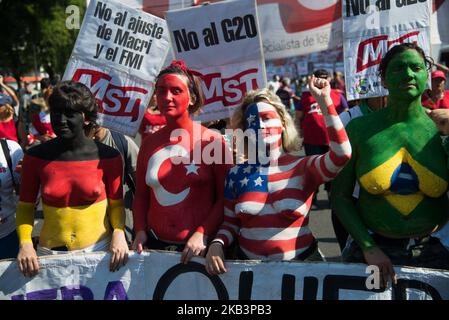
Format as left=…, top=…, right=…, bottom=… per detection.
left=384, top=49, right=428, bottom=101
left=155, top=74, right=191, bottom=121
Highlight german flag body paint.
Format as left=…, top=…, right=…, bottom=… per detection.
left=16, top=141, right=124, bottom=251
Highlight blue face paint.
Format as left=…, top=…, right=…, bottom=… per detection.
left=244, top=103, right=261, bottom=131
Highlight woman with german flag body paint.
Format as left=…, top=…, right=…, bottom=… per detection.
left=132, top=61, right=230, bottom=264
left=332, top=43, right=449, bottom=288
left=16, top=81, right=129, bottom=277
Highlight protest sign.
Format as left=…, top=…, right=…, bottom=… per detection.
left=1, top=251, right=449, bottom=300
left=63, top=0, right=170, bottom=136
left=165, top=0, right=266, bottom=122
left=343, top=0, right=432, bottom=101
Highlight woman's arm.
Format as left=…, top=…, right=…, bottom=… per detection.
left=105, top=154, right=128, bottom=272
left=181, top=138, right=231, bottom=264
left=132, top=143, right=152, bottom=253
left=16, top=153, right=41, bottom=277
left=205, top=171, right=240, bottom=275
left=303, top=76, right=351, bottom=189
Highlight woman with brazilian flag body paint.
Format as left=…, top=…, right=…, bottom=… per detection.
left=16, top=81, right=129, bottom=277
left=332, top=43, right=449, bottom=288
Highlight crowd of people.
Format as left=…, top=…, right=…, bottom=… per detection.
left=1, top=43, right=449, bottom=292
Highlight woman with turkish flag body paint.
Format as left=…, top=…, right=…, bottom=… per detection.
left=332, top=43, right=449, bottom=289
left=205, top=77, right=352, bottom=275
left=132, top=61, right=230, bottom=263
left=16, top=81, right=128, bottom=277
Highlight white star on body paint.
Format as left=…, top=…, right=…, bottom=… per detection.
left=246, top=114, right=256, bottom=127
left=254, top=176, right=264, bottom=186
left=240, top=177, right=249, bottom=186
left=230, top=166, right=239, bottom=175
left=228, top=179, right=234, bottom=188
left=243, top=165, right=252, bottom=174
left=185, top=161, right=200, bottom=175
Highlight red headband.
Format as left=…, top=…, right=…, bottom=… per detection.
left=170, top=60, right=202, bottom=79
left=171, top=60, right=191, bottom=75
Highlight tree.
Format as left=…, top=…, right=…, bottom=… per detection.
left=0, top=0, right=86, bottom=86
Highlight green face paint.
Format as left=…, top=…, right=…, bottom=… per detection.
left=330, top=48, right=449, bottom=254
left=384, top=49, right=428, bottom=101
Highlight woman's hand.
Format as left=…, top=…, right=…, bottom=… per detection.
left=426, top=108, right=449, bottom=135
left=17, top=242, right=39, bottom=277
left=308, top=75, right=333, bottom=113
left=205, top=242, right=227, bottom=275
left=132, top=230, right=147, bottom=254
left=180, top=231, right=207, bottom=264
left=109, top=229, right=129, bottom=272
left=363, top=247, right=397, bottom=288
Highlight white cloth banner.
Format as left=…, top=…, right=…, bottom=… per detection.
left=256, top=0, right=342, bottom=60
left=1, top=251, right=449, bottom=300
left=165, top=0, right=267, bottom=122
left=343, top=0, right=432, bottom=101
left=63, top=0, right=170, bottom=136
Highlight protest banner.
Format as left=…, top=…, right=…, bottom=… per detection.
left=63, top=0, right=170, bottom=136
left=165, top=0, right=266, bottom=122
left=1, top=250, right=449, bottom=300
left=343, top=0, right=432, bottom=101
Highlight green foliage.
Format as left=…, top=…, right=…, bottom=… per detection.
left=0, top=0, right=86, bottom=83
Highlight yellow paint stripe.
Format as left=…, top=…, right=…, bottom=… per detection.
left=360, top=148, right=447, bottom=197
left=16, top=201, right=36, bottom=244
left=39, top=199, right=112, bottom=250
left=384, top=193, right=424, bottom=216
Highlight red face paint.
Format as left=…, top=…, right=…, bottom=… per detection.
left=155, top=74, right=191, bottom=120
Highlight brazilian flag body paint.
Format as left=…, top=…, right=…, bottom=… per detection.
left=331, top=49, right=449, bottom=251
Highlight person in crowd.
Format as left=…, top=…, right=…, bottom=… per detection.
left=139, top=95, right=166, bottom=141
left=29, top=88, right=56, bottom=143
left=19, top=82, right=34, bottom=113
left=0, top=138, right=23, bottom=260
left=276, top=77, right=294, bottom=109
left=132, top=60, right=230, bottom=264
left=1, top=75, right=20, bottom=114
left=296, top=69, right=349, bottom=208
left=268, top=74, right=281, bottom=94
left=85, top=124, right=139, bottom=245
left=0, top=76, right=27, bottom=148
left=331, top=96, right=387, bottom=252
left=339, top=96, right=387, bottom=127
left=331, top=71, right=346, bottom=94
left=0, top=94, right=19, bottom=142
left=205, top=77, right=351, bottom=275
left=292, top=78, right=303, bottom=111
left=421, top=70, right=449, bottom=110
left=16, top=80, right=128, bottom=277
left=331, top=43, right=449, bottom=288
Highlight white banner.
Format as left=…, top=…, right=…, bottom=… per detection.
left=343, top=0, right=432, bottom=101
left=256, top=0, right=342, bottom=60
left=64, top=0, right=170, bottom=136
left=1, top=251, right=449, bottom=300
left=165, top=0, right=266, bottom=122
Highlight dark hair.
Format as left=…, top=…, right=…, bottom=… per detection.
left=313, top=69, right=330, bottom=79
left=49, top=80, right=98, bottom=124
left=40, top=78, right=51, bottom=91
left=156, top=63, right=204, bottom=114
left=50, top=74, right=61, bottom=87
left=378, top=43, right=433, bottom=79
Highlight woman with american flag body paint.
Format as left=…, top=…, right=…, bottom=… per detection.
left=205, top=76, right=352, bottom=274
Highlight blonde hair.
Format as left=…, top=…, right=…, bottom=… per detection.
left=231, top=88, right=300, bottom=153
left=0, top=104, right=14, bottom=121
